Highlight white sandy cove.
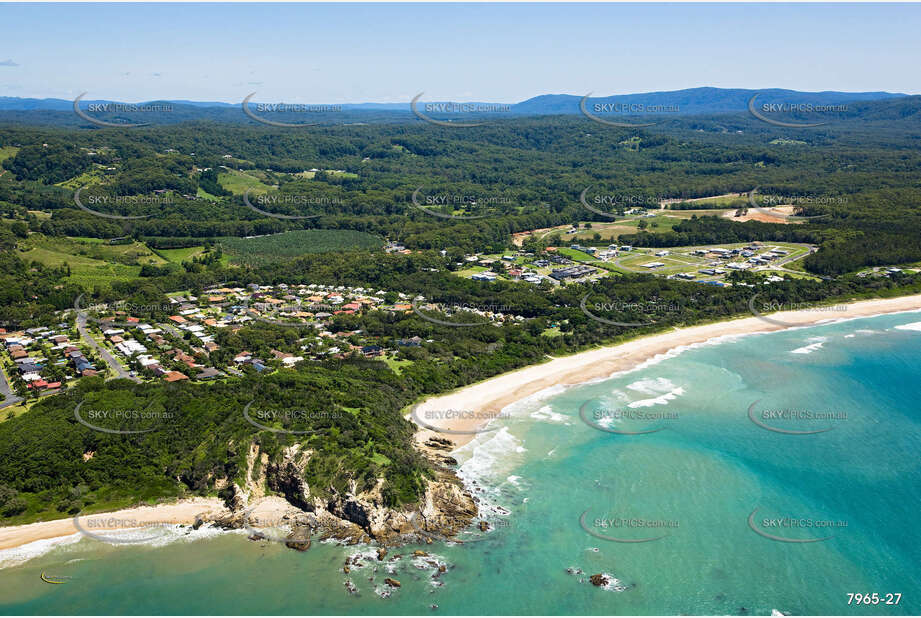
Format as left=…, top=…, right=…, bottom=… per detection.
left=412, top=294, right=921, bottom=447
left=0, top=495, right=293, bottom=553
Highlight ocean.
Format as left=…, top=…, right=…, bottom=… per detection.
left=2, top=311, right=920, bottom=615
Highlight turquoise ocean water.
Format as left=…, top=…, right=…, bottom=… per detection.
left=2, top=311, right=921, bottom=615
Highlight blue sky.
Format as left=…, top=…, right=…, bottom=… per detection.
left=1, top=3, right=919, bottom=102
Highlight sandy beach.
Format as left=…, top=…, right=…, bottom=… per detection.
left=412, top=294, right=921, bottom=447
left=4, top=294, right=920, bottom=556
left=0, top=495, right=295, bottom=553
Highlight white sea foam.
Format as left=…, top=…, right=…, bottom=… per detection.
left=621, top=377, right=686, bottom=408
left=628, top=387, right=685, bottom=408
left=456, top=427, right=524, bottom=487
left=0, top=532, right=84, bottom=570
left=529, top=405, right=570, bottom=424
left=894, top=321, right=921, bottom=332
left=790, top=336, right=827, bottom=354
left=626, top=376, right=674, bottom=395
left=0, top=524, right=239, bottom=569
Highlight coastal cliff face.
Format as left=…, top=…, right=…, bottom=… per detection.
left=213, top=439, right=477, bottom=547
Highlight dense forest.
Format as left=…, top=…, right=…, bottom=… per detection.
left=2, top=112, right=920, bottom=274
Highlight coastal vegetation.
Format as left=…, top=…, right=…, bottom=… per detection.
left=2, top=99, right=921, bottom=528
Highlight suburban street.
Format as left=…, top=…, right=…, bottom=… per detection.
left=76, top=313, right=141, bottom=383
left=0, top=364, right=23, bottom=410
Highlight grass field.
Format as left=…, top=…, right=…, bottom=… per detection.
left=610, top=242, right=815, bottom=280
left=556, top=247, right=599, bottom=262
left=665, top=194, right=748, bottom=210
left=18, top=236, right=168, bottom=288
left=293, top=169, right=359, bottom=180
left=523, top=214, right=689, bottom=246
left=158, top=246, right=206, bottom=263
left=55, top=167, right=111, bottom=190
left=383, top=356, right=414, bottom=375
left=196, top=187, right=220, bottom=201
left=217, top=168, right=275, bottom=195
left=217, top=229, right=384, bottom=266
left=0, top=145, right=19, bottom=162
left=21, top=244, right=142, bottom=288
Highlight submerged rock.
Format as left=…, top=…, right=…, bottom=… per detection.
left=384, top=578, right=401, bottom=588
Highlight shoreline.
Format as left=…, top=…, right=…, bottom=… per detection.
left=412, top=294, right=921, bottom=448
left=4, top=294, right=921, bottom=558
left=0, top=496, right=295, bottom=556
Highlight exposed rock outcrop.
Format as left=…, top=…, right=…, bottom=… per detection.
left=208, top=437, right=477, bottom=550
left=590, top=573, right=609, bottom=587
